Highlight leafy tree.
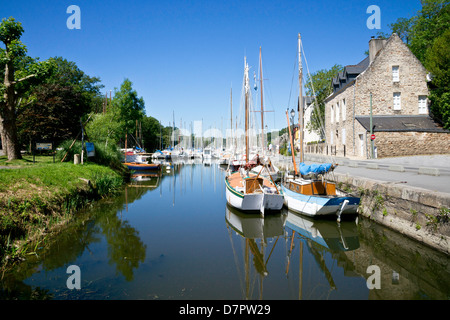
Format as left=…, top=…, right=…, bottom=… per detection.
left=377, top=17, right=413, bottom=44
left=85, top=104, right=122, bottom=149
left=86, top=79, right=145, bottom=150
left=16, top=57, right=104, bottom=148
left=0, top=17, right=52, bottom=159
left=17, top=84, right=88, bottom=149
left=141, top=115, right=164, bottom=151
left=425, top=28, right=450, bottom=128
left=408, top=0, right=449, bottom=63
left=112, top=78, right=145, bottom=138
left=304, top=64, right=343, bottom=136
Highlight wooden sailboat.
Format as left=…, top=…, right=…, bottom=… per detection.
left=281, top=34, right=359, bottom=220
left=225, top=57, right=283, bottom=215
left=250, top=47, right=281, bottom=181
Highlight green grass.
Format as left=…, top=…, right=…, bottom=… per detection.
left=0, top=158, right=126, bottom=268
left=0, top=154, right=55, bottom=166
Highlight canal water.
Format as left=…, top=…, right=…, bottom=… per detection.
left=1, top=160, right=449, bottom=300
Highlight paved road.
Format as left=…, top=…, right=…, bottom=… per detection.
left=274, top=154, right=450, bottom=195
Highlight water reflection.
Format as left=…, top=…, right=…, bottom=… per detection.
left=225, top=204, right=362, bottom=299
left=225, top=204, right=286, bottom=299
left=285, top=210, right=360, bottom=252
left=0, top=160, right=449, bottom=300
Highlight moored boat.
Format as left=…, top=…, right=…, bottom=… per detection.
left=225, top=57, right=283, bottom=215
left=124, top=162, right=161, bottom=171
left=281, top=34, right=360, bottom=221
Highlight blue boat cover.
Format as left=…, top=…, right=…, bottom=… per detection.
left=299, top=163, right=332, bottom=176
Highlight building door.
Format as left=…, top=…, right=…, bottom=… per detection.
left=359, top=134, right=364, bottom=157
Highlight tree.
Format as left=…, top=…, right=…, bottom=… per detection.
left=85, top=79, right=145, bottom=150
left=16, top=57, right=104, bottom=148
left=112, top=78, right=145, bottom=143
left=85, top=104, right=122, bottom=149
left=0, top=17, right=51, bottom=160
left=304, top=64, right=343, bottom=136
left=141, top=115, right=165, bottom=151
left=408, top=0, right=449, bottom=63
left=17, top=84, right=88, bottom=148
left=425, top=28, right=450, bottom=128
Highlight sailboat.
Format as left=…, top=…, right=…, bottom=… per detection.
left=249, top=47, right=281, bottom=182
left=281, top=34, right=360, bottom=220
left=225, top=57, right=284, bottom=215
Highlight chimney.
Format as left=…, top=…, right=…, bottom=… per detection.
left=369, top=36, right=387, bottom=63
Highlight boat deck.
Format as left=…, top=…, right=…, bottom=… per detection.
left=227, top=172, right=275, bottom=189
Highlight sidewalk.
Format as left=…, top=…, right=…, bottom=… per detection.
left=274, top=154, right=450, bottom=195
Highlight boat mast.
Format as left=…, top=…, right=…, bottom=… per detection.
left=259, top=47, right=265, bottom=158
left=230, top=86, right=233, bottom=150
left=286, top=110, right=298, bottom=175
left=244, top=57, right=249, bottom=163
left=298, top=33, right=304, bottom=163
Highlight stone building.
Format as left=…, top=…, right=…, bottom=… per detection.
left=294, top=96, right=321, bottom=151
left=324, top=33, right=450, bottom=159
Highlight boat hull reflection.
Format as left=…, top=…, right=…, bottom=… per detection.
left=225, top=204, right=286, bottom=239
left=285, top=209, right=360, bottom=252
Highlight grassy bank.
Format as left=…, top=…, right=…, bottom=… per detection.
left=0, top=155, right=127, bottom=269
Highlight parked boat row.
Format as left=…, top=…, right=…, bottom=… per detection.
left=120, top=34, right=360, bottom=221
left=225, top=35, right=360, bottom=221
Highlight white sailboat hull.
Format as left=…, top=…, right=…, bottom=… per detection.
left=281, top=184, right=359, bottom=217
left=225, top=177, right=284, bottom=213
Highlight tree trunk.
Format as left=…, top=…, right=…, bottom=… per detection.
left=0, top=115, right=6, bottom=156
left=3, top=60, right=22, bottom=160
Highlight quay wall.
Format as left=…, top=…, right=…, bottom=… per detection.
left=330, top=172, right=450, bottom=255
left=272, top=154, right=450, bottom=255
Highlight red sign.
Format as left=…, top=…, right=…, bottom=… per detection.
left=371, top=134, right=376, bottom=140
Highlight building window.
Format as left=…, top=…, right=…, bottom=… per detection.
left=392, top=66, right=399, bottom=82
left=342, top=99, right=346, bottom=121
left=342, top=128, right=346, bottom=145
left=330, top=130, right=334, bottom=145
left=418, top=96, right=427, bottom=114
left=393, top=92, right=401, bottom=110
left=336, top=101, right=340, bottom=122
left=331, top=105, right=334, bottom=123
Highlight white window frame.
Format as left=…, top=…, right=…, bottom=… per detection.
left=418, top=96, right=427, bottom=114
left=342, top=99, right=346, bottom=121
left=393, top=92, right=401, bottom=110
left=392, top=65, right=399, bottom=82
left=336, top=101, right=340, bottom=123
left=331, top=105, right=334, bottom=123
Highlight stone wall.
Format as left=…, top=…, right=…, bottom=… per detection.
left=375, top=131, right=450, bottom=158
left=354, top=35, right=429, bottom=116
left=331, top=172, right=450, bottom=255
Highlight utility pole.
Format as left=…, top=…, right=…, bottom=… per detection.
left=370, top=93, right=374, bottom=159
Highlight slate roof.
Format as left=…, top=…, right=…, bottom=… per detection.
left=344, top=56, right=370, bottom=76
left=331, top=56, right=370, bottom=94
left=355, top=115, right=449, bottom=133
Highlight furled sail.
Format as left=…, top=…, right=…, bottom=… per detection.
left=298, top=163, right=333, bottom=176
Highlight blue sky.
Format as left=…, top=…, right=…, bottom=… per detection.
left=2, top=0, right=422, bottom=132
